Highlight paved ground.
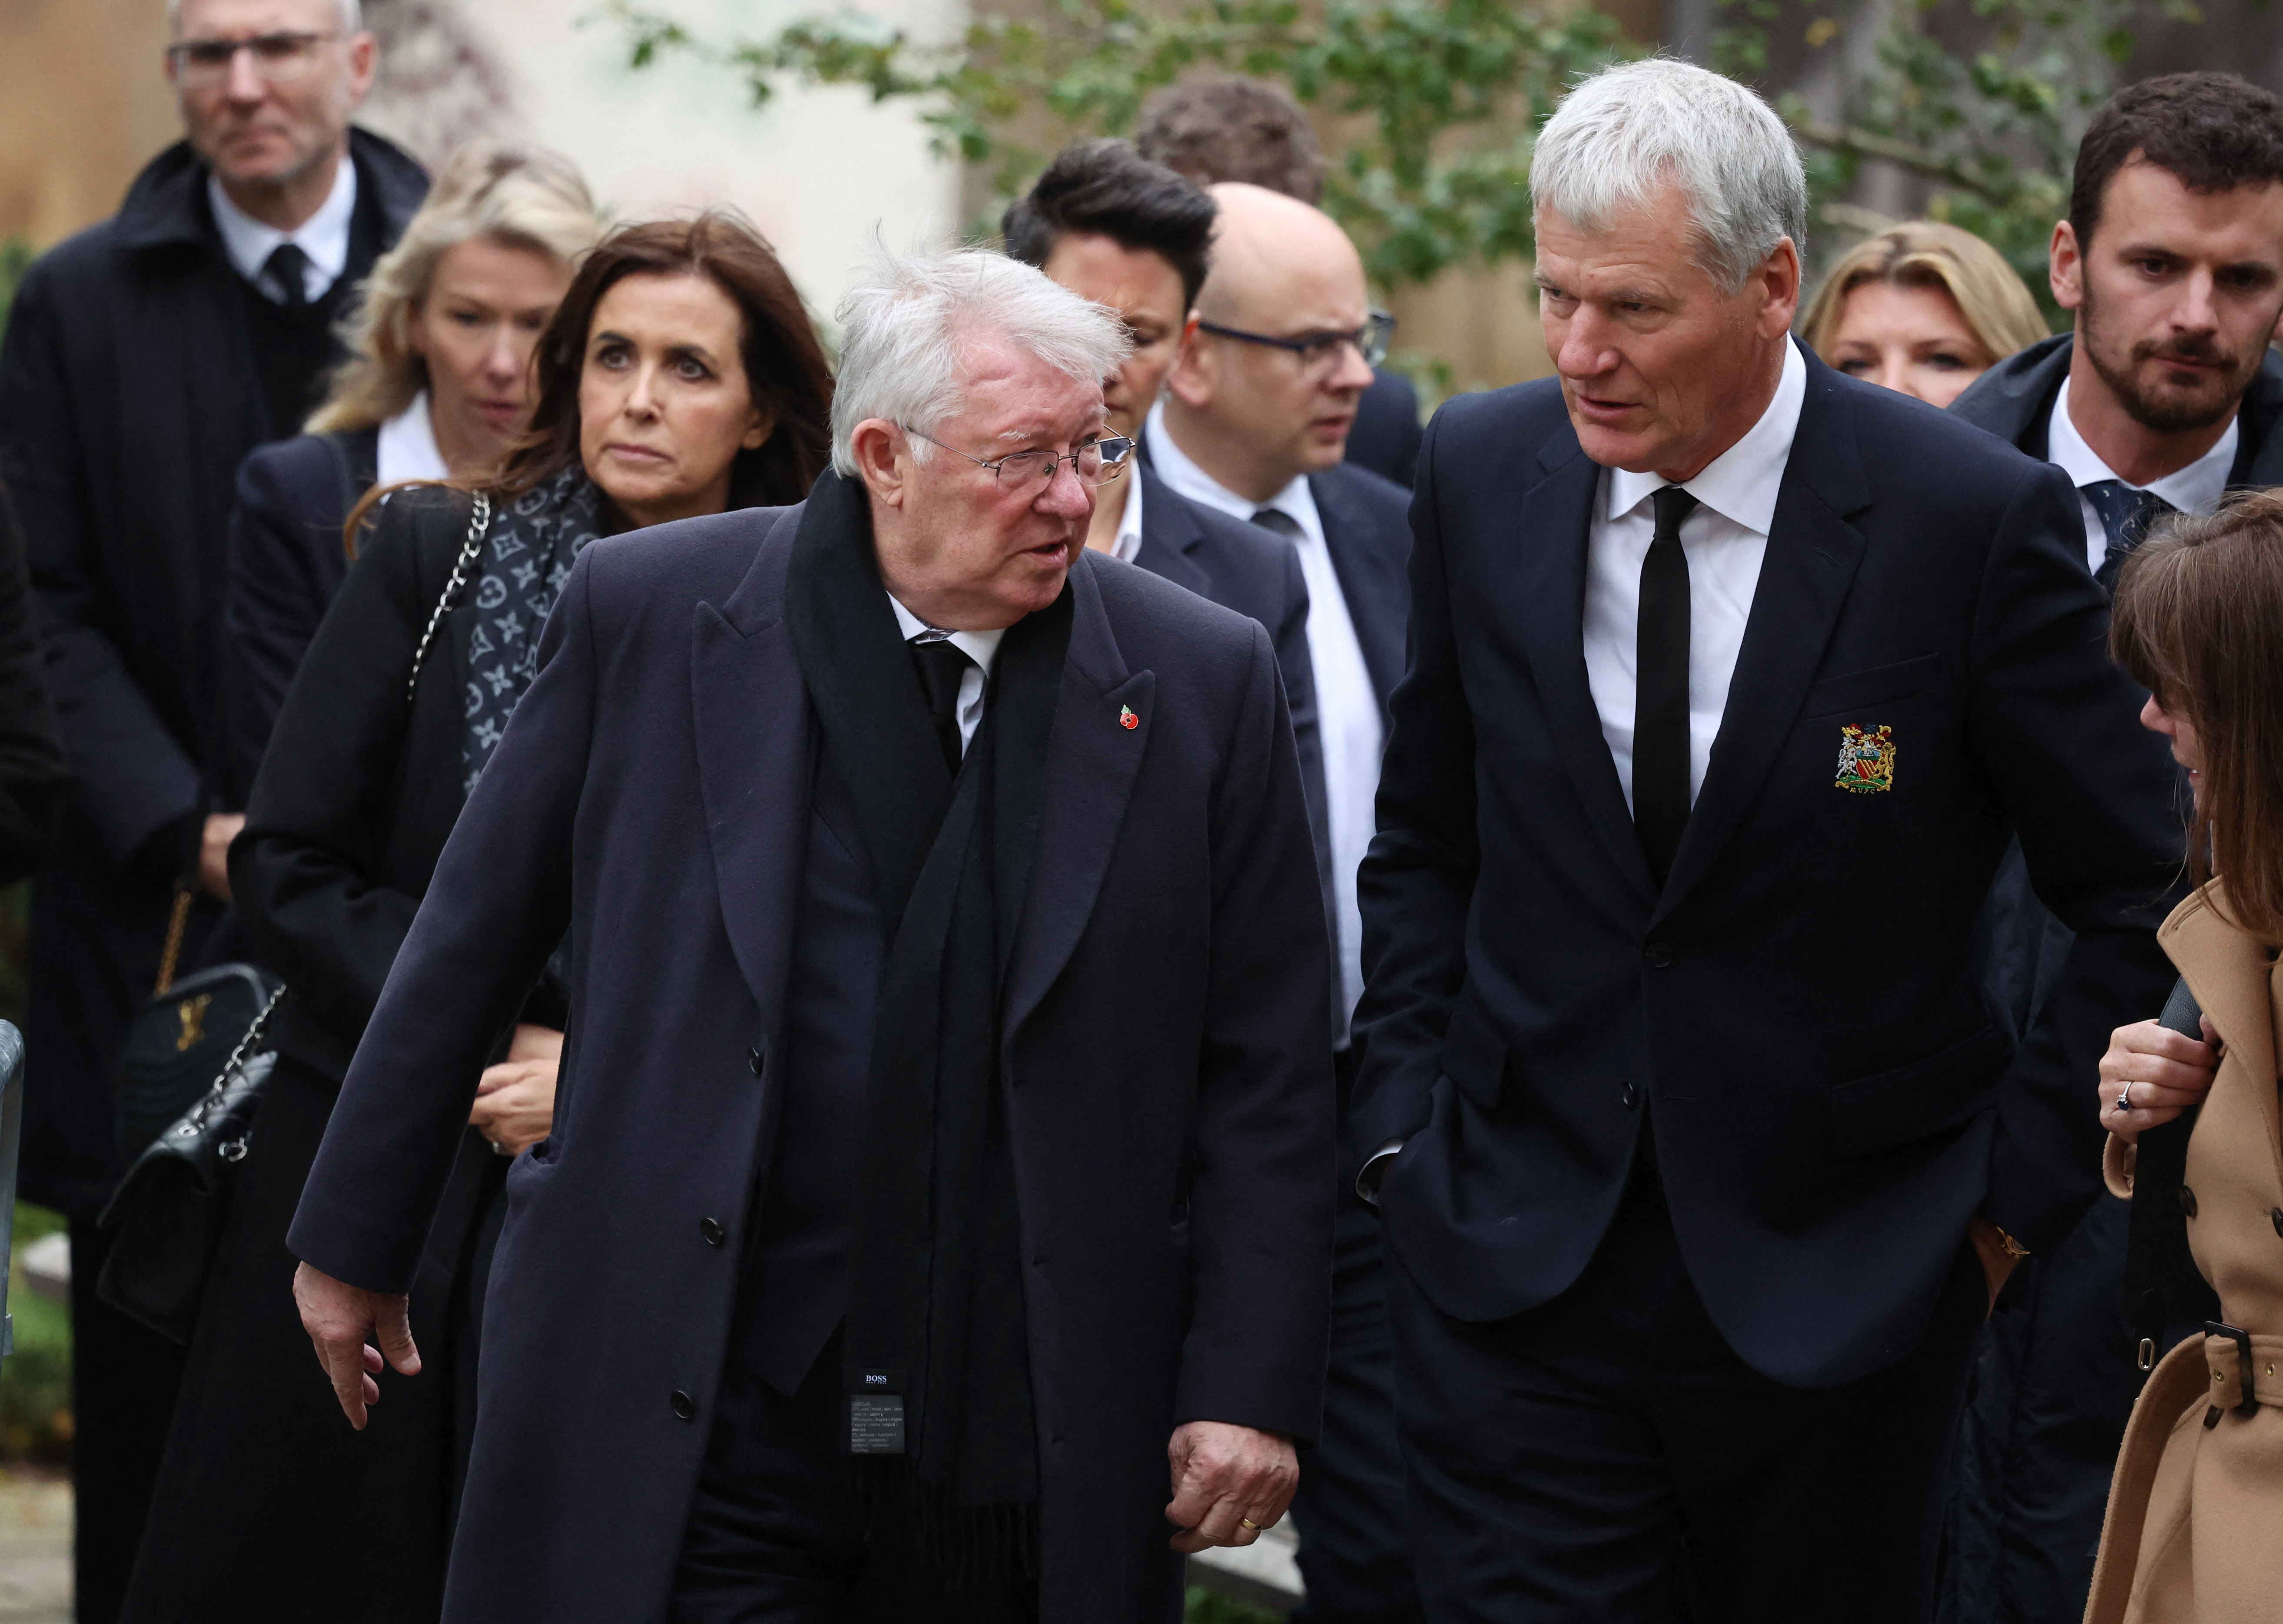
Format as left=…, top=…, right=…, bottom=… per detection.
left=0, top=1471, right=68, bottom=1624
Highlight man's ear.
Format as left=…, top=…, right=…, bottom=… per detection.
left=1757, top=238, right=1803, bottom=339
left=849, top=418, right=909, bottom=509
left=1165, top=318, right=1215, bottom=411
left=2050, top=219, right=2085, bottom=314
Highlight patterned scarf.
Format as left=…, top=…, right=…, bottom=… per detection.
left=460, top=467, right=604, bottom=792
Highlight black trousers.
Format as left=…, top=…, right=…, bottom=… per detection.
left=1290, top=1047, right=1422, bottom=1624
left=68, top=1221, right=186, bottom=1624
left=667, top=1347, right=1038, bottom=1624
left=1388, top=1155, right=1984, bottom=1624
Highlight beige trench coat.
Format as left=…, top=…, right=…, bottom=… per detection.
left=2085, top=883, right=2283, bottom=1624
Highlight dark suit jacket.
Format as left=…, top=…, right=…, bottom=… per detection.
left=1353, top=345, right=2183, bottom=1389
left=218, top=428, right=380, bottom=810
left=286, top=504, right=1336, bottom=1623
left=0, top=481, right=66, bottom=885
left=0, top=130, right=426, bottom=1215
left=1346, top=371, right=1425, bottom=488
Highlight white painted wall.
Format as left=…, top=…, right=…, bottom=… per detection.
left=364, top=0, right=966, bottom=335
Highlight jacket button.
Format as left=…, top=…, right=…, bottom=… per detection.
left=747, top=1046, right=764, bottom=1077
left=1622, top=1082, right=1639, bottom=1110
left=1644, top=942, right=1673, bottom=969
left=2179, top=1185, right=2198, bottom=1219
left=670, top=1390, right=696, bottom=1421
left=699, top=1217, right=726, bottom=1247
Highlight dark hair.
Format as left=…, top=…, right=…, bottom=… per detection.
left=498, top=210, right=833, bottom=508
left=2111, top=489, right=2283, bottom=945
left=1132, top=76, right=1327, bottom=205
left=2070, top=73, right=2283, bottom=253
left=1001, top=139, right=1219, bottom=310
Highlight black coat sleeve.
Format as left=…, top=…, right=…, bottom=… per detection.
left=1967, top=460, right=2183, bottom=1251
left=0, top=256, right=202, bottom=873
left=0, top=481, right=69, bottom=883
left=217, top=436, right=360, bottom=810
left=1349, top=408, right=1476, bottom=1167
left=231, top=491, right=457, bottom=1047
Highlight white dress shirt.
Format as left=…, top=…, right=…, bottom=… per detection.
left=207, top=156, right=358, bottom=304
left=375, top=390, right=448, bottom=486
left=1147, top=400, right=1381, bottom=1034
left=2047, top=375, right=2237, bottom=572
left=887, top=595, right=1004, bottom=753
left=1587, top=340, right=1806, bottom=813
left=1102, top=463, right=1147, bottom=564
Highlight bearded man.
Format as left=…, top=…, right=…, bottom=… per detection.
left=1944, top=70, right=2283, bottom=1624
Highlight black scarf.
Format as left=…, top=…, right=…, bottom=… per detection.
left=783, top=470, right=1070, bottom=1585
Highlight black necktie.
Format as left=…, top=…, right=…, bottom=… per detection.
left=263, top=242, right=311, bottom=312
left=1635, top=485, right=1699, bottom=885
left=1250, top=507, right=1303, bottom=543
left=2082, top=479, right=2178, bottom=592
left=910, top=639, right=977, bottom=774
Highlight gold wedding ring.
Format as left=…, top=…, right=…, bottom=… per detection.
left=1239, top=1518, right=1261, bottom=1532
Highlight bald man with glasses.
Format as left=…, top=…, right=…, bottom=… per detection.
left=1150, top=181, right=1417, bottom=1624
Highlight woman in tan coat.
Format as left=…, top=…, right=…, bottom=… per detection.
left=2085, top=489, right=2283, bottom=1624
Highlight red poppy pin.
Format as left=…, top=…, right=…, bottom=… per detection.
left=1119, top=705, right=1139, bottom=730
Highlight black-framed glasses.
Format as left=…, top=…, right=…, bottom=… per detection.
left=1197, top=312, right=1395, bottom=372
left=903, top=428, right=1136, bottom=490
left=167, top=32, right=339, bottom=87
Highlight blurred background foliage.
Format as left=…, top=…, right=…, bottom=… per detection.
left=600, top=0, right=2200, bottom=321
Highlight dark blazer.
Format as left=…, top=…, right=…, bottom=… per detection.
left=1951, top=333, right=2283, bottom=484
left=0, top=130, right=426, bottom=1215
left=1346, top=371, right=1425, bottom=488
left=286, top=506, right=1336, bottom=1623
left=217, top=427, right=380, bottom=810
left=1309, top=460, right=1412, bottom=720
left=1353, top=346, right=2183, bottom=1390
left=0, top=480, right=67, bottom=884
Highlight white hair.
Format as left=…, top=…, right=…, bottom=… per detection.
left=830, top=246, right=1131, bottom=477
left=1530, top=58, right=1807, bottom=292
left=169, top=0, right=363, bottom=33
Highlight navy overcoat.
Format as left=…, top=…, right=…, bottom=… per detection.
left=288, top=500, right=1337, bottom=1622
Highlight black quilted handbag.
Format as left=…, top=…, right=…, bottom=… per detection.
left=96, top=984, right=284, bottom=1342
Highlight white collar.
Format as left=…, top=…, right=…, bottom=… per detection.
left=1145, top=400, right=1311, bottom=526
left=207, top=152, right=358, bottom=302
left=2048, top=375, right=2238, bottom=517
left=375, top=391, right=448, bottom=486
left=1109, top=464, right=1146, bottom=564
left=886, top=594, right=1006, bottom=676
left=1606, top=339, right=1807, bottom=533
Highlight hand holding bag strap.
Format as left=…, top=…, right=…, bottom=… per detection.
left=406, top=490, right=491, bottom=703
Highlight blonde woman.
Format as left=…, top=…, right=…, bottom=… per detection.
left=216, top=139, right=598, bottom=809
left=1801, top=221, right=2049, bottom=407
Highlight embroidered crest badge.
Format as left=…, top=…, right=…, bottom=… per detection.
left=1835, top=724, right=1896, bottom=793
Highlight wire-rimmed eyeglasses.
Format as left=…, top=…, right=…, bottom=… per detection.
left=1196, top=312, right=1396, bottom=373
left=903, top=427, right=1136, bottom=489
left=167, top=32, right=340, bottom=88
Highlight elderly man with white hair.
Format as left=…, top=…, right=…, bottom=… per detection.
left=1349, top=58, right=2182, bottom=1621
left=285, top=248, right=1335, bottom=1624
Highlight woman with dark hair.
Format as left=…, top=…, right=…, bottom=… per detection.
left=2084, top=489, right=2283, bottom=1624
left=121, top=211, right=833, bottom=1624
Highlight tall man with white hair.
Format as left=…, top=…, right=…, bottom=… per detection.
left=0, top=5, right=424, bottom=1617
left=285, top=248, right=1335, bottom=1623
left=1350, top=59, right=2183, bottom=1620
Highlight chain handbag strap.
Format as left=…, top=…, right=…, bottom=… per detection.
left=152, top=886, right=194, bottom=996
left=180, top=982, right=288, bottom=1140
left=406, top=490, right=492, bottom=704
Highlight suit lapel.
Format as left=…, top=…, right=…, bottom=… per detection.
left=1653, top=368, right=1870, bottom=925
left=1511, top=443, right=1660, bottom=902
left=690, top=512, right=812, bottom=1021
left=1003, top=555, right=1152, bottom=1041
left=1136, top=464, right=1212, bottom=595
